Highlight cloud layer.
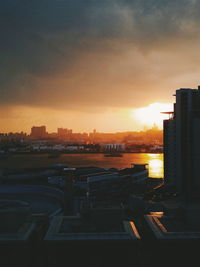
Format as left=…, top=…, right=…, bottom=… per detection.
left=1, top=0, right=200, bottom=112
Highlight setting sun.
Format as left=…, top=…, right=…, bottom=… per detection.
left=132, top=103, right=173, bottom=129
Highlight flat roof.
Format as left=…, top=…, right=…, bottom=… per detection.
left=45, top=216, right=140, bottom=241
left=0, top=222, right=35, bottom=242
left=144, top=215, right=200, bottom=240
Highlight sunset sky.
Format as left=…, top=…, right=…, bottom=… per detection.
left=1, top=0, right=200, bottom=133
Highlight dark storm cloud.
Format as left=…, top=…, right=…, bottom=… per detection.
left=1, top=0, right=200, bottom=109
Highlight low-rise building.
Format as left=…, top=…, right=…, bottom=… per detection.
left=44, top=215, right=140, bottom=267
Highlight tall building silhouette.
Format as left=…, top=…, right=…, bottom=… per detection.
left=31, top=125, right=47, bottom=138
left=164, top=86, right=200, bottom=201
left=139, top=86, right=200, bottom=267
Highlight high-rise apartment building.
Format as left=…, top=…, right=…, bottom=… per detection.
left=57, top=128, right=72, bottom=137
left=31, top=125, right=47, bottom=138
left=164, top=86, right=200, bottom=201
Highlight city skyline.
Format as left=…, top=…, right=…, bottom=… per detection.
left=0, top=122, right=163, bottom=135
left=1, top=1, right=200, bottom=132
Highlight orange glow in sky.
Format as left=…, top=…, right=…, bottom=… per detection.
left=0, top=103, right=174, bottom=133
left=133, top=103, right=173, bottom=129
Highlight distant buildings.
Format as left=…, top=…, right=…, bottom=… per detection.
left=0, top=125, right=163, bottom=155
left=102, top=143, right=126, bottom=151
left=31, top=125, right=47, bottom=138
left=57, top=128, right=72, bottom=138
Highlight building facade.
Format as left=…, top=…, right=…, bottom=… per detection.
left=31, top=125, right=47, bottom=138
left=164, top=87, right=200, bottom=200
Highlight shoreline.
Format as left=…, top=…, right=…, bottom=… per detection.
left=3, top=151, right=163, bottom=155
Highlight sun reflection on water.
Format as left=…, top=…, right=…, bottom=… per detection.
left=147, top=154, right=163, bottom=178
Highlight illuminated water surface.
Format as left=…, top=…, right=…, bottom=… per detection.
left=0, top=153, right=163, bottom=178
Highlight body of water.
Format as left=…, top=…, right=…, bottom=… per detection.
left=0, top=153, right=163, bottom=178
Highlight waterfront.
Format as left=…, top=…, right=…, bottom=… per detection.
left=0, top=153, right=163, bottom=178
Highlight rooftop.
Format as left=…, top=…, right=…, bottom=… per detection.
left=145, top=214, right=200, bottom=240
left=45, top=216, right=140, bottom=241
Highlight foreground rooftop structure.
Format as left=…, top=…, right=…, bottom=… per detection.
left=45, top=216, right=140, bottom=267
